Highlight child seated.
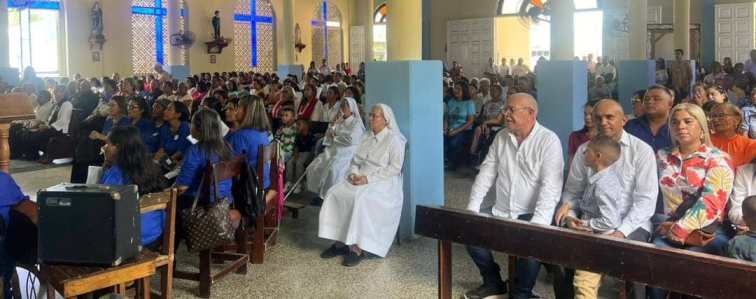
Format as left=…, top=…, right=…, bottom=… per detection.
left=288, top=119, right=317, bottom=194
left=728, top=196, right=756, bottom=262
left=562, top=135, right=623, bottom=299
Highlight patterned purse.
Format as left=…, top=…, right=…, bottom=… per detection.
left=181, top=165, right=235, bottom=252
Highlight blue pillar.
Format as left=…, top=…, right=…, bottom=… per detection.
left=365, top=61, right=444, bottom=241
left=165, top=65, right=190, bottom=82
left=277, top=65, right=304, bottom=81
left=0, top=68, right=19, bottom=87
left=536, top=60, right=587, bottom=161
left=618, top=60, right=655, bottom=112
left=701, top=0, right=715, bottom=68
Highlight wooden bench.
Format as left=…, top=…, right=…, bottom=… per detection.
left=0, top=93, right=35, bottom=173
left=173, top=160, right=249, bottom=298
left=414, top=205, right=756, bottom=299
left=38, top=188, right=178, bottom=299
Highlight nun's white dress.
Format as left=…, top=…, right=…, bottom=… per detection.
left=318, top=104, right=406, bottom=257
left=305, top=98, right=365, bottom=197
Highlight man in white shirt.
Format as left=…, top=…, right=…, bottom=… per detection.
left=499, top=58, right=510, bottom=77
left=464, top=93, right=565, bottom=299
left=319, top=59, right=331, bottom=75
left=482, top=57, right=498, bottom=79
left=555, top=99, right=657, bottom=242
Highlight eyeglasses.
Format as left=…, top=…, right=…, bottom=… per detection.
left=709, top=113, right=737, bottom=119
left=502, top=106, right=531, bottom=114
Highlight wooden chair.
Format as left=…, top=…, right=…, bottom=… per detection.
left=173, top=160, right=249, bottom=298
left=38, top=188, right=178, bottom=299
left=250, top=143, right=281, bottom=264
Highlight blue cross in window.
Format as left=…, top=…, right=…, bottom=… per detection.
left=8, top=0, right=60, bottom=10
left=234, top=1, right=274, bottom=68
left=132, top=1, right=167, bottom=65
left=310, top=1, right=329, bottom=61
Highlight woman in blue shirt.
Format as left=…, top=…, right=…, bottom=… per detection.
left=444, top=81, right=476, bottom=170
left=0, top=172, right=27, bottom=298
left=175, top=108, right=234, bottom=201
left=225, top=95, right=271, bottom=189
left=99, top=126, right=166, bottom=249
left=128, top=97, right=158, bottom=152
left=155, top=101, right=191, bottom=163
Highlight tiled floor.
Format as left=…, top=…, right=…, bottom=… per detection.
left=12, top=166, right=620, bottom=299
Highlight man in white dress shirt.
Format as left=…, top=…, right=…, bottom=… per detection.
left=464, top=93, right=566, bottom=299
left=554, top=99, right=658, bottom=299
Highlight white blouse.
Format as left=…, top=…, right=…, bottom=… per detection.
left=730, top=163, right=756, bottom=226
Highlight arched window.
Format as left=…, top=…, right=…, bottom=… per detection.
left=373, top=2, right=387, bottom=61
left=497, top=0, right=597, bottom=15
left=234, top=0, right=276, bottom=73
left=131, top=0, right=170, bottom=75
left=311, top=1, right=343, bottom=67
left=8, top=0, right=61, bottom=76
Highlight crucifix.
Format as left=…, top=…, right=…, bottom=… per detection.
left=234, top=1, right=274, bottom=67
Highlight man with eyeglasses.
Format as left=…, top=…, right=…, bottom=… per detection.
left=464, top=93, right=566, bottom=299
left=624, top=85, right=674, bottom=154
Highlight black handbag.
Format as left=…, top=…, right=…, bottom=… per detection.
left=181, top=165, right=235, bottom=252
left=231, top=158, right=266, bottom=224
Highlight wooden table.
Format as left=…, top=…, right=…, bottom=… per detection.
left=0, top=93, right=35, bottom=173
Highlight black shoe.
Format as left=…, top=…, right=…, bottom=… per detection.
left=341, top=250, right=365, bottom=267
left=464, top=283, right=507, bottom=299
left=320, top=244, right=347, bottom=259
left=311, top=197, right=324, bottom=206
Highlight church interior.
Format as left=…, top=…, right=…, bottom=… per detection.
left=1, top=0, right=756, bottom=298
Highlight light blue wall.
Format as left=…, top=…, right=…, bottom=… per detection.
left=165, top=65, right=190, bottom=82
left=618, top=60, right=655, bottom=112
left=536, top=60, right=587, bottom=161
left=365, top=60, right=444, bottom=240
left=701, top=0, right=715, bottom=68
left=0, top=68, right=19, bottom=87
left=277, top=64, right=304, bottom=81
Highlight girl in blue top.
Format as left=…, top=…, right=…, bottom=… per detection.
left=175, top=109, right=234, bottom=202
left=100, top=126, right=166, bottom=249
left=128, top=97, right=159, bottom=152
left=155, top=101, right=191, bottom=163
left=0, top=172, right=27, bottom=298
left=225, top=95, right=271, bottom=189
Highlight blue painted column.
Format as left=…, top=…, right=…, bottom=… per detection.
left=536, top=61, right=587, bottom=161
left=701, top=0, right=715, bottom=68
left=365, top=61, right=444, bottom=241
left=618, top=60, right=655, bottom=112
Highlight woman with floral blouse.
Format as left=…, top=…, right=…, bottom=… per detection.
left=649, top=103, right=736, bottom=299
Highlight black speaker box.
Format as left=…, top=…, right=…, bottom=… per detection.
left=37, top=184, right=140, bottom=266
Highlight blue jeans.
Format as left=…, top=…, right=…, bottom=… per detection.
left=444, top=130, right=471, bottom=167
left=647, top=214, right=731, bottom=299
left=466, top=214, right=571, bottom=299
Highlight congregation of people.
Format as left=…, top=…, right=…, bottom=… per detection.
left=2, top=48, right=756, bottom=298
left=445, top=52, right=756, bottom=299
left=0, top=60, right=410, bottom=296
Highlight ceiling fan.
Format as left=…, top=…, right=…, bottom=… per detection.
left=517, top=0, right=551, bottom=24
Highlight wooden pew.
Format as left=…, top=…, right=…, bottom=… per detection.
left=414, top=205, right=756, bottom=299
left=0, top=93, right=35, bottom=173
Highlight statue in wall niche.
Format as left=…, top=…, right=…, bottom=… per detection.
left=212, top=10, right=221, bottom=40
left=89, top=1, right=106, bottom=50
left=205, top=10, right=231, bottom=54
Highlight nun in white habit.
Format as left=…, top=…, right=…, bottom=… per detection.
left=305, top=97, right=365, bottom=197
left=318, top=103, right=407, bottom=267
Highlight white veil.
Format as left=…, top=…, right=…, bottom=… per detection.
left=337, top=97, right=365, bottom=130
left=374, top=103, right=406, bottom=142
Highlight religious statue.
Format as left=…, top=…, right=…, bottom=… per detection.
left=295, top=24, right=306, bottom=53
left=205, top=10, right=231, bottom=54
left=89, top=1, right=106, bottom=50
left=212, top=10, right=221, bottom=40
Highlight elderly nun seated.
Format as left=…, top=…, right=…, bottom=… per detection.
left=305, top=97, right=365, bottom=199
left=318, top=103, right=407, bottom=267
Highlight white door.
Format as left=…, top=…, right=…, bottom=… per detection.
left=349, top=26, right=365, bottom=66
left=715, top=3, right=755, bottom=63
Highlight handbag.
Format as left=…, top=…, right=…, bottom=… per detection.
left=181, top=164, right=235, bottom=252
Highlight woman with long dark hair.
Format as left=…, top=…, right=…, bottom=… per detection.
left=226, top=95, right=272, bottom=188
left=128, top=97, right=158, bottom=152
left=297, top=83, right=324, bottom=121
left=100, top=126, right=166, bottom=249
left=175, top=109, right=234, bottom=202
left=155, top=101, right=191, bottom=163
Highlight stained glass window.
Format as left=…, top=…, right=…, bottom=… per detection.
left=233, top=0, right=276, bottom=73
left=131, top=0, right=169, bottom=75
left=312, top=1, right=343, bottom=67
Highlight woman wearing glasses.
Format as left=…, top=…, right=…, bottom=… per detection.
left=709, top=103, right=756, bottom=168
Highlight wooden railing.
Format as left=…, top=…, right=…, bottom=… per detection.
left=414, top=205, right=756, bottom=299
